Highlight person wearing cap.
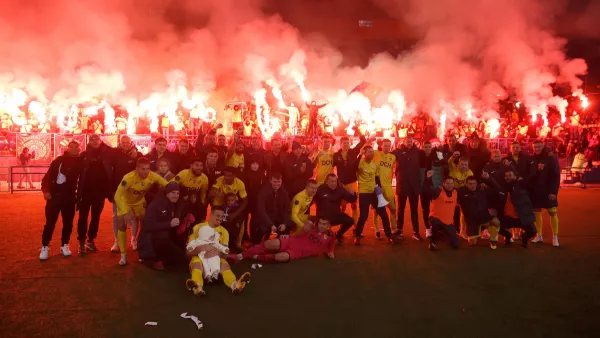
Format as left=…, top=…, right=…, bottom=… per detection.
left=138, top=182, right=187, bottom=270
left=284, top=141, right=313, bottom=200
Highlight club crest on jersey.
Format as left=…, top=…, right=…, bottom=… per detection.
left=294, top=200, right=300, bottom=205
left=121, top=180, right=127, bottom=186
left=175, top=175, right=180, bottom=181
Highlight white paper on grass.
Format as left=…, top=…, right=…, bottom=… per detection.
left=144, top=322, right=158, bottom=326
left=180, top=312, right=203, bottom=330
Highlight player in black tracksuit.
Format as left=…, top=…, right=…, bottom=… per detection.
left=332, top=135, right=366, bottom=223
left=457, top=174, right=501, bottom=249
left=314, top=173, right=358, bottom=243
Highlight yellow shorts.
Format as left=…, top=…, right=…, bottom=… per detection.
left=117, top=202, right=146, bottom=218
left=381, top=186, right=396, bottom=206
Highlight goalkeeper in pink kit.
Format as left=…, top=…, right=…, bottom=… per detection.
left=228, top=218, right=336, bottom=263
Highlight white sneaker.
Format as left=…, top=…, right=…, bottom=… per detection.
left=40, top=246, right=50, bottom=260
left=552, top=235, right=560, bottom=247
left=532, top=234, right=543, bottom=244
left=236, top=253, right=243, bottom=261
left=110, top=242, right=119, bottom=253
left=510, top=238, right=514, bottom=243
left=481, top=229, right=490, bottom=240
left=425, top=228, right=432, bottom=238
left=60, top=244, right=72, bottom=256
left=119, top=253, right=127, bottom=266
left=131, top=240, right=138, bottom=251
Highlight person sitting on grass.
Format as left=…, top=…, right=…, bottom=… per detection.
left=185, top=207, right=251, bottom=297
left=228, top=217, right=336, bottom=263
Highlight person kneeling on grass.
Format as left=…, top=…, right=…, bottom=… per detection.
left=185, top=207, right=251, bottom=297
left=497, top=170, right=538, bottom=248
left=229, top=217, right=336, bottom=263
left=422, top=171, right=459, bottom=250
left=457, top=174, right=501, bottom=249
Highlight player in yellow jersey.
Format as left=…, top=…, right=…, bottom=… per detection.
left=185, top=207, right=252, bottom=296
left=208, top=167, right=248, bottom=244
left=290, top=180, right=319, bottom=234
left=114, top=158, right=169, bottom=266
left=448, top=153, right=474, bottom=237
left=373, top=139, right=398, bottom=238
left=355, top=146, right=398, bottom=245
left=312, top=134, right=335, bottom=184
left=226, top=135, right=245, bottom=169
left=173, top=157, right=209, bottom=222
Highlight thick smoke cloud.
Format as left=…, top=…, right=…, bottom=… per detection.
left=0, top=0, right=590, bottom=124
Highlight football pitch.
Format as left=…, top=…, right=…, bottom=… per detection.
left=1, top=190, right=600, bottom=338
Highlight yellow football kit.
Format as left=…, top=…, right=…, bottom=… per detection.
left=173, top=169, right=209, bottom=204
left=227, top=153, right=244, bottom=169
left=374, top=151, right=397, bottom=231
left=115, top=171, right=168, bottom=217
left=313, top=149, right=334, bottom=184
left=291, top=189, right=314, bottom=234
left=357, top=159, right=378, bottom=193
left=211, top=177, right=248, bottom=206
left=187, top=223, right=237, bottom=289
left=448, top=159, right=473, bottom=188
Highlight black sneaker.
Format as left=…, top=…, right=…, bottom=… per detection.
left=393, top=230, right=404, bottom=240
left=375, top=231, right=382, bottom=240
left=388, top=237, right=399, bottom=245
left=78, top=241, right=86, bottom=255
left=412, top=233, right=423, bottom=241
left=354, top=236, right=363, bottom=246
left=521, top=235, right=530, bottom=248
left=504, top=235, right=512, bottom=247
left=336, top=232, right=344, bottom=244
left=428, top=242, right=437, bottom=251
left=85, top=241, right=99, bottom=252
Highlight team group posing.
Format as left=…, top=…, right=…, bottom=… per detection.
left=38, top=128, right=561, bottom=296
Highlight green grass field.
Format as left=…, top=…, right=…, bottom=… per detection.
left=1, top=190, right=600, bottom=338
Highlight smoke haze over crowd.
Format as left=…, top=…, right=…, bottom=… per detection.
left=0, top=0, right=593, bottom=125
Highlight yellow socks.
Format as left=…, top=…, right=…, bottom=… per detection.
left=488, top=225, right=499, bottom=242
left=534, top=211, right=544, bottom=235
left=222, top=269, right=236, bottom=289
left=117, top=230, right=127, bottom=254
left=190, top=269, right=204, bottom=287
left=549, top=208, right=559, bottom=235
left=374, top=213, right=380, bottom=231
left=352, top=208, right=358, bottom=225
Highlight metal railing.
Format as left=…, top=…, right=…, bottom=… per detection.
left=0, top=132, right=553, bottom=159
left=9, top=166, right=49, bottom=193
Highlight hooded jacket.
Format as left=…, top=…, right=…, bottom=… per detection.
left=77, top=142, right=114, bottom=202
left=41, top=153, right=82, bottom=199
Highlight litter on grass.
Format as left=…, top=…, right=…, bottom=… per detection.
left=181, top=312, right=203, bottom=330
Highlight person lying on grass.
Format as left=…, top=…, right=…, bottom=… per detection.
left=228, top=217, right=336, bottom=263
